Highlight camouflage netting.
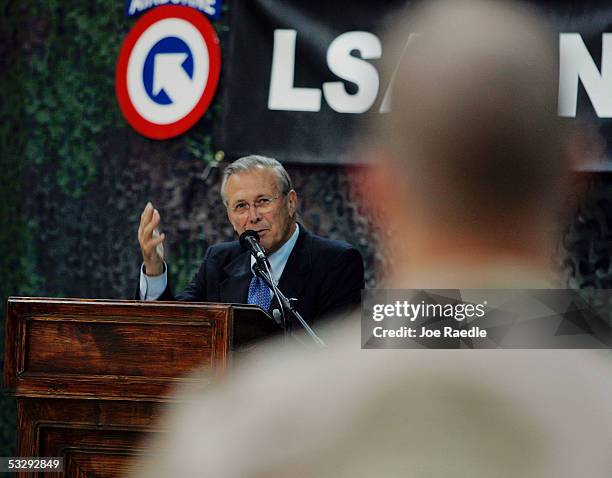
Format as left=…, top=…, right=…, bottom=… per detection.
left=563, top=174, right=612, bottom=289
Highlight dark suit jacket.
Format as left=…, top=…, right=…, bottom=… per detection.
left=157, top=226, right=364, bottom=328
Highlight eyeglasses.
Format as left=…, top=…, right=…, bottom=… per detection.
left=229, top=195, right=283, bottom=216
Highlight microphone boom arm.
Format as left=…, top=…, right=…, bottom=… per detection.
left=240, top=229, right=326, bottom=347
left=253, top=262, right=326, bottom=348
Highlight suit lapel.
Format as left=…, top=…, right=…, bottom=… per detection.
left=219, top=226, right=312, bottom=309
left=276, top=227, right=312, bottom=303
left=219, top=251, right=252, bottom=304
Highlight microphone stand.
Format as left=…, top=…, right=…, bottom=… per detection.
left=252, top=261, right=326, bottom=348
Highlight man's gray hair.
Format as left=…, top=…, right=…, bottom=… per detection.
left=220, top=155, right=293, bottom=205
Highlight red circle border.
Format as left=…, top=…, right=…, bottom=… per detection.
left=115, top=6, right=221, bottom=140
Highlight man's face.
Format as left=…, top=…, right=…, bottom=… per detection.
left=225, top=167, right=297, bottom=254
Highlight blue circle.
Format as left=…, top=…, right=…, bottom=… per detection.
left=142, top=37, right=194, bottom=105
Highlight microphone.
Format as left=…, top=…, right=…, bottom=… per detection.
left=239, top=230, right=268, bottom=264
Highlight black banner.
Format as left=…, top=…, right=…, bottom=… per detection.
left=220, top=0, right=612, bottom=169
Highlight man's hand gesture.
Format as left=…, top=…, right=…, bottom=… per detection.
left=138, top=202, right=166, bottom=276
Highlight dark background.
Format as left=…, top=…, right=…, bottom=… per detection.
left=1, top=0, right=611, bottom=456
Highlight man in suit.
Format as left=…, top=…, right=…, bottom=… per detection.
left=137, top=155, right=364, bottom=329
left=131, top=1, right=612, bottom=477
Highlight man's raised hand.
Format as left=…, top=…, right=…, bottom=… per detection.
left=138, top=202, right=165, bottom=276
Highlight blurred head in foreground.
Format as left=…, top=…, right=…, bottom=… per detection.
left=130, top=2, right=612, bottom=478
left=363, top=0, right=567, bottom=287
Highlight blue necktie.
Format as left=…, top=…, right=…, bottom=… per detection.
left=247, top=274, right=272, bottom=311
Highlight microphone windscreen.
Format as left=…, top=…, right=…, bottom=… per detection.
left=239, top=230, right=261, bottom=249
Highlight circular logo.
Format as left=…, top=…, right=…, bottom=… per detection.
left=116, top=6, right=221, bottom=139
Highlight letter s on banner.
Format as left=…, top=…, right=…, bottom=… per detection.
left=323, top=31, right=382, bottom=113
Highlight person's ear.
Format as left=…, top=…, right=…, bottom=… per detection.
left=355, top=151, right=407, bottom=230
left=287, top=190, right=298, bottom=217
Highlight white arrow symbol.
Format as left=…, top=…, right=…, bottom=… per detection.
left=152, top=53, right=195, bottom=105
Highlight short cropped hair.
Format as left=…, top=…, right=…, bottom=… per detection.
left=375, top=0, right=565, bottom=224
left=220, top=155, right=293, bottom=205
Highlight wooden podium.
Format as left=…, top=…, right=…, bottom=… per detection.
left=3, top=297, right=278, bottom=477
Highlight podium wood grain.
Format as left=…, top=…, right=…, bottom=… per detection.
left=3, top=297, right=277, bottom=477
